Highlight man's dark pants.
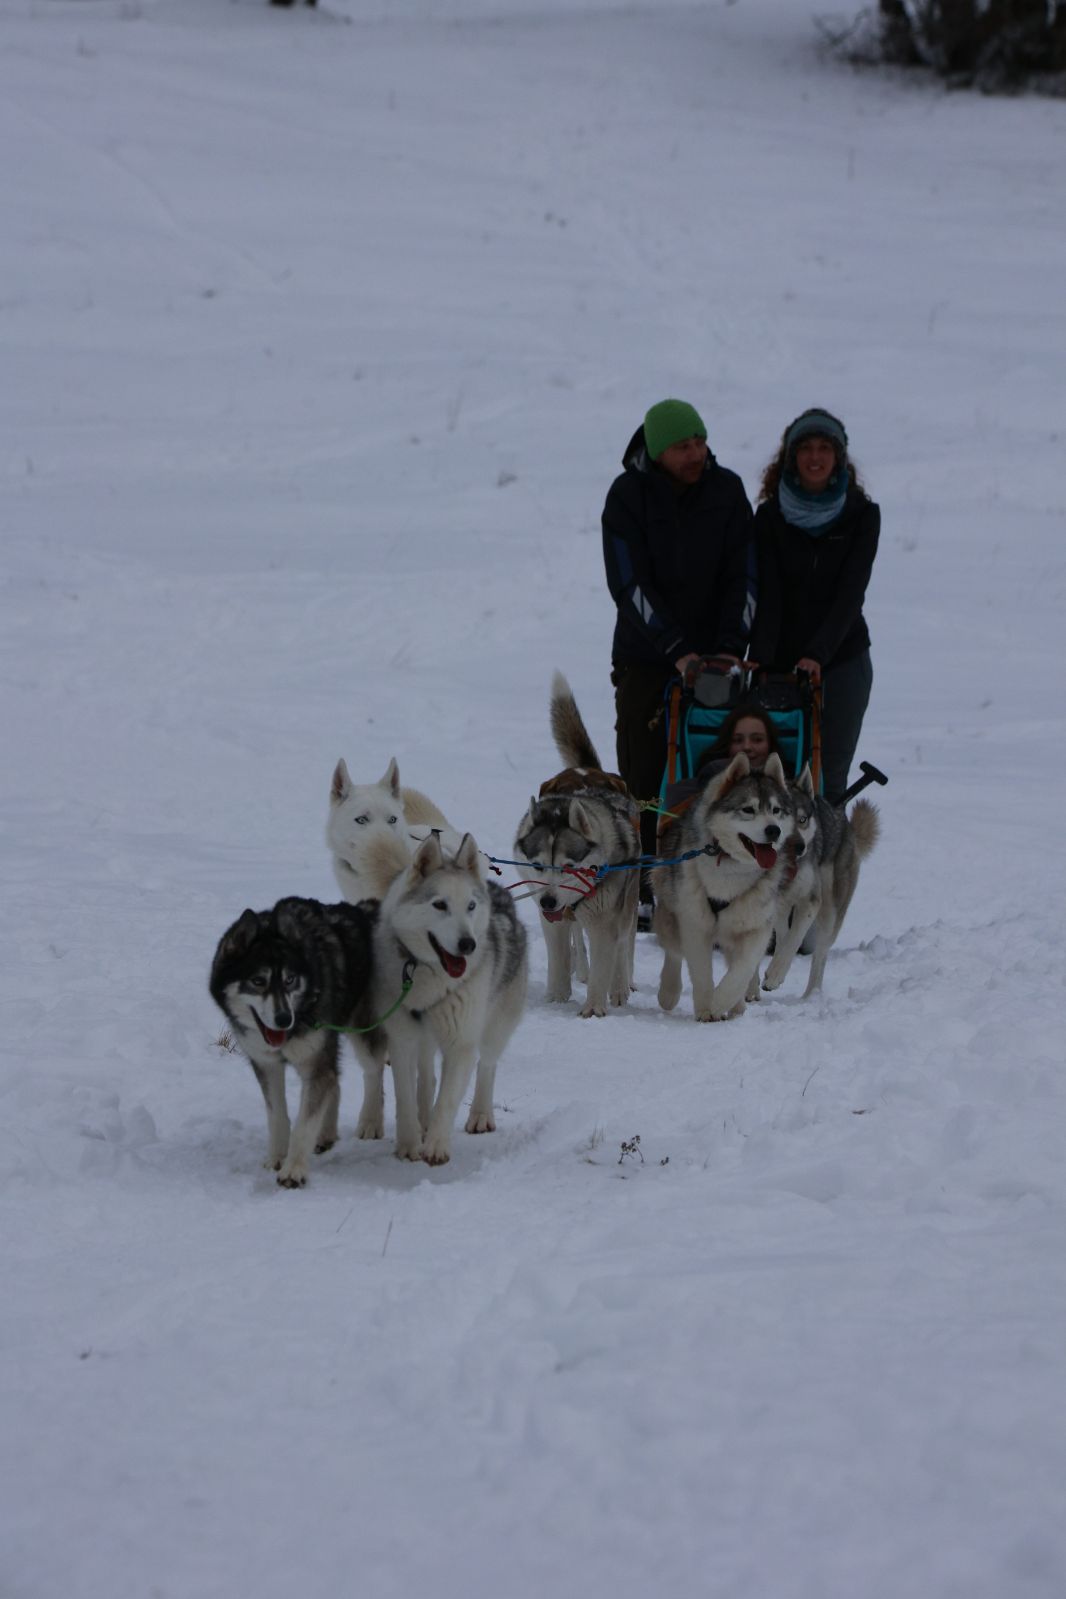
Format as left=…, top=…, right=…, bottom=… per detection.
left=611, top=662, right=672, bottom=895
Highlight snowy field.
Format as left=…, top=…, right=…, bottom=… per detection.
left=3, top=0, right=1066, bottom=1594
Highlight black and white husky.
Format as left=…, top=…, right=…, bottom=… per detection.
left=209, top=897, right=383, bottom=1186
left=514, top=672, right=640, bottom=1018
left=655, top=753, right=794, bottom=1021
left=373, top=832, right=528, bottom=1165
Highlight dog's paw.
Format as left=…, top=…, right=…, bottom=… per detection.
left=263, top=1155, right=284, bottom=1172
left=314, top=1136, right=337, bottom=1155
left=762, top=970, right=783, bottom=992
left=609, top=989, right=630, bottom=1008
left=465, top=1110, right=495, bottom=1134
left=394, top=1138, right=424, bottom=1162
left=544, top=986, right=573, bottom=1004
left=355, top=1115, right=384, bottom=1140
left=578, top=1001, right=607, bottom=1018
left=276, top=1166, right=308, bottom=1188
left=658, top=981, right=681, bottom=1011
left=422, top=1138, right=452, bottom=1166
left=700, top=1001, right=744, bottom=1022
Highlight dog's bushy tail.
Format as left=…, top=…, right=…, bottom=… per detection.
left=362, top=831, right=414, bottom=900
left=402, top=786, right=452, bottom=831
left=849, top=798, right=880, bottom=859
left=550, top=671, right=602, bottom=771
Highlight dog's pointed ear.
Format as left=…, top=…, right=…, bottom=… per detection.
left=764, top=753, right=786, bottom=786
left=215, top=907, right=262, bottom=965
left=454, top=833, right=481, bottom=878
left=331, top=758, right=351, bottom=804
left=410, top=832, right=444, bottom=879
left=702, top=752, right=749, bottom=806
left=274, top=899, right=307, bottom=943
left=797, top=763, right=815, bottom=798
left=568, top=798, right=595, bottom=840
left=380, top=757, right=401, bottom=800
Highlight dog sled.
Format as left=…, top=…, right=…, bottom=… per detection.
left=661, top=658, right=820, bottom=797
left=659, top=656, right=887, bottom=808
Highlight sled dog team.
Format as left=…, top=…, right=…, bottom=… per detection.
left=211, top=673, right=879, bottom=1185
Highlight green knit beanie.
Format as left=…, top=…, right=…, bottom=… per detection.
left=643, top=399, right=707, bottom=461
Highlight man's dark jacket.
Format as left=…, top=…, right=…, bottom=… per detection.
left=602, top=427, right=753, bottom=668
left=749, top=487, right=880, bottom=673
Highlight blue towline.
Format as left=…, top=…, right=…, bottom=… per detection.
left=486, top=848, right=713, bottom=882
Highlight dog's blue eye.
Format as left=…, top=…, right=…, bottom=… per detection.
left=283, top=973, right=299, bottom=990
left=387, top=816, right=398, bottom=825
left=355, top=815, right=369, bottom=825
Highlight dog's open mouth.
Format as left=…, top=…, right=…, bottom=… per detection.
left=252, top=1011, right=289, bottom=1049
left=541, top=908, right=567, bottom=924
left=429, top=933, right=466, bottom=978
left=740, top=835, right=778, bottom=870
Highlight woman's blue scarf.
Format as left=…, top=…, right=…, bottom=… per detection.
left=778, top=472, right=847, bottom=534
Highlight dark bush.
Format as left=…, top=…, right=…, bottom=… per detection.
left=875, top=0, right=1066, bottom=91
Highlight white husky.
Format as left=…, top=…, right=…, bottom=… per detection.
left=373, top=832, right=528, bottom=1166
left=327, top=755, right=459, bottom=903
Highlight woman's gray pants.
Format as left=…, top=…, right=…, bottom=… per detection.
left=820, top=649, right=873, bottom=804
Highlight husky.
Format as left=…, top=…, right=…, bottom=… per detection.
left=790, top=790, right=880, bottom=996
left=373, top=831, right=528, bottom=1165
left=655, top=752, right=793, bottom=1021
left=761, top=765, right=822, bottom=994
left=209, top=897, right=384, bottom=1187
left=327, top=755, right=458, bottom=904
left=514, top=671, right=640, bottom=1018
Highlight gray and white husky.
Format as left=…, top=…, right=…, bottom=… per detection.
left=762, top=765, right=822, bottom=994
left=655, top=752, right=793, bottom=1021
left=791, top=789, right=880, bottom=997
left=514, top=671, right=639, bottom=1018
left=327, top=755, right=458, bottom=903
left=209, top=897, right=383, bottom=1187
left=373, top=831, right=528, bottom=1165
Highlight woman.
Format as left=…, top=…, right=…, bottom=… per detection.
left=694, top=705, right=782, bottom=779
left=748, top=408, right=879, bottom=803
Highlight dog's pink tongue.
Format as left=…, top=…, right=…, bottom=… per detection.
left=542, top=909, right=565, bottom=924
left=754, top=843, right=778, bottom=870
left=440, top=950, right=467, bottom=978
left=263, top=1027, right=288, bottom=1047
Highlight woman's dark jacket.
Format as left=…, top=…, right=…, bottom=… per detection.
left=749, top=487, right=880, bottom=673
left=602, top=427, right=753, bottom=668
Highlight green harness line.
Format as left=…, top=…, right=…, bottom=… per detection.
left=311, top=958, right=417, bottom=1035
left=637, top=798, right=680, bottom=820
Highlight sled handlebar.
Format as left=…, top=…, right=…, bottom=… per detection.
left=838, top=761, right=889, bottom=807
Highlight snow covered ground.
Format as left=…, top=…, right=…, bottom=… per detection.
left=3, top=1, right=1066, bottom=1594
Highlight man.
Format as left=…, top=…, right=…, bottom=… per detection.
left=602, top=398, right=754, bottom=921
